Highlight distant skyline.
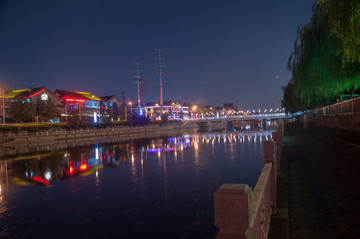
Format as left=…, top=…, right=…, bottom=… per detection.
left=0, top=0, right=315, bottom=110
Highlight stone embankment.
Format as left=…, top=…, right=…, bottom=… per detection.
left=0, top=123, right=199, bottom=158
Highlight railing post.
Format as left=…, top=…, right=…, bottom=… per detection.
left=214, top=184, right=252, bottom=239
left=263, top=140, right=277, bottom=215
left=271, top=131, right=281, bottom=174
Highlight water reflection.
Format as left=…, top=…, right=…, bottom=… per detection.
left=0, top=131, right=273, bottom=239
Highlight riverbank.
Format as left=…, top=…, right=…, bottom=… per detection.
left=272, top=122, right=360, bottom=238
left=0, top=122, right=200, bottom=158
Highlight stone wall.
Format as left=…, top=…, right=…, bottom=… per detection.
left=0, top=123, right=199, bottom=158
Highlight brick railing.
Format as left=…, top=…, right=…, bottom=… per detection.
left=316, top=97, right=360, bottom=116
left=298, top=98, right=360, bottom=131
left=214, top=124, right=283, bottom=239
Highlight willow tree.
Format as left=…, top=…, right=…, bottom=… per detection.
left=284, top=1, right=360, bottom=112
left=282, top=81, right=308, bottom=113
left=318, top=0, right=360, bottom=63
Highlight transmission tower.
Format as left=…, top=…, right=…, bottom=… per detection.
left=134, top=63, right=142, bottom=109
left=153, top=49, right=166, bottom=117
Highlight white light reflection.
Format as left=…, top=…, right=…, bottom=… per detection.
left=194, top=141, right=199, bottom=150
left=95, top=147, right=99, bottom=160
left=44, top=170, right=51, bottom=181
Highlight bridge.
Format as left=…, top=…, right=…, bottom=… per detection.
left=183, top=113, right=292, bottom=130
left=185, top=113, right=291, bottom=122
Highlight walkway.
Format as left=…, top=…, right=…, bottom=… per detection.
left=282, top=122, right=360, bottom=238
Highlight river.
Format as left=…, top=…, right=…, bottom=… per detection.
left=0, top=130, right=273, bottom=239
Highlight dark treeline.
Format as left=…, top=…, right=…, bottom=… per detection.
left=283, top=0, right=360, bottom=113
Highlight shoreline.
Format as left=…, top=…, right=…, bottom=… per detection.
left=0, top=123, right=200, bottom=158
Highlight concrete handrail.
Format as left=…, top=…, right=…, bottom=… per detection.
left=214, top=165, right=274, bottom=239
left=214, top=125, right=283, bottom=239
left=248, top=163, right=272, bottom=239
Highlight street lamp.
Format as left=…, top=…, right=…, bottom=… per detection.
left=125, top=101, right=132, bottom=121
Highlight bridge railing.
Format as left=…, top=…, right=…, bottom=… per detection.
left=214, top=125, right=283, bottom=239
left=316, top=97, right=360, bottom=116
left=186, top=113, right=289, bottom=121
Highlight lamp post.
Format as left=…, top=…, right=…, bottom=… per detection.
left=125, top=101, right=132, bottom=121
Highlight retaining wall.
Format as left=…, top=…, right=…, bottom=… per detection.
left=0, top=123, right=199, bottom=158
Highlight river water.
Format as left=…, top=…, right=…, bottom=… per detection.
left=0, top=130, right=273, bottom=239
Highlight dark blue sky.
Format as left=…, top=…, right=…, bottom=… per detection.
left=0, top=0, right=314, bottom=109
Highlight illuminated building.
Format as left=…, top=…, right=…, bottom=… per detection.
left=54, top=90, right=100, bottom=122
left=3, top=87, right=59, bottom=123
left=144, top=102, right=189, bottom=120
left=99, top=95, right=121, bottom=121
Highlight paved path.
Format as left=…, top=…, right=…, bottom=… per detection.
left=284, top=123, right=360, bottom=238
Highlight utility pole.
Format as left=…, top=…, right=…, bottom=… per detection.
left=153, top=49, right=166, bottom=119
left=134, top=63, right=142, bottom=110
left=140, top=72, right=145, bottom=108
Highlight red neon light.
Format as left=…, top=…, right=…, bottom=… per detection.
left=80, top=164, right=87, bottom=171
left=63, top=97, right=85, bottom=103
left=42, top=179, right=49, bottom=185
left=26, top=88, right=46, bottom=99
left=33, top=176, right=49, bottom=185
left=65, top=99, right=85, bottom=103
left=69, top=166, right=74, bottom=174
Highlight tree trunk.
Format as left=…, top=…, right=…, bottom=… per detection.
left=350, top=83, right=355, bottom=99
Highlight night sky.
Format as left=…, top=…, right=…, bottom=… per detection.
left=0, top=0, right=314, bottom=110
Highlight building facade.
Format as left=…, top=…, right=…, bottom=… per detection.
left=54, top=90, right=100, bottom=122
left=2, top=87, right=59, bottom=123
left=99, top=95, right=121, bottom=121
left=144, top=103, right=189, bottom=120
